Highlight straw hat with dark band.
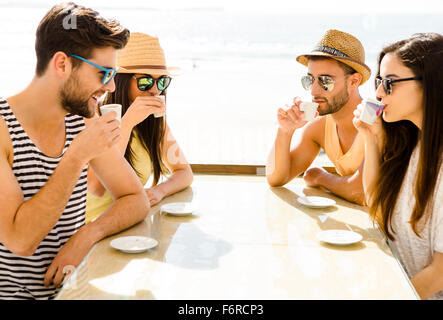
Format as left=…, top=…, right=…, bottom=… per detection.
left=296, top=29, right=371, bottom=85
left=117, top=32, right=180, bottom=76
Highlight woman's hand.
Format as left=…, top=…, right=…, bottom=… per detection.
left=352, top=103, right=384, bottom=137
left=122, top=96, right=166, bottom=128
left=353, top=103, right=385, bottom=207
left=353, top=103, right=385, bottom=151
left=145, top=186, right=166, bottom=207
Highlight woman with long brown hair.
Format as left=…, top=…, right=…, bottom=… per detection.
left=86, top=32, right=193, bottom=223
left=353, top=33, right=443, bottom=299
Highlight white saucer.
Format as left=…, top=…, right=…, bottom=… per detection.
left=317, top=230, right=363, bottom=245
left=297, top=196, right=336, bottom=208
left=161, top=202, right=196, bottom=216
left=110, top=236, right=158, bottom=253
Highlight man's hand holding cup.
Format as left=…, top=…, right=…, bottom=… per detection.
left=277, top=97, right=319, bottom=135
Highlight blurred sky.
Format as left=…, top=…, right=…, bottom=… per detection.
left=0, top=0, right=442, bottom=14
left=0, top=0, right=441, bottom=164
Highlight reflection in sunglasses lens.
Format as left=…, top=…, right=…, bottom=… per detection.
left=138, top=77, right=154, bottom=90
left=104, top=71, right=112, bottom=85
left=319, top=76, right=334, bottom=91
left=301, top=75, right=334, bottom=91
left=159, top=77, right=171, bottom=90
left=301, top=75, right=312, bottom=90
left=136, top=76, right=171, bottom=91
left=375, top=78, right=391, bottom=95
left=158, top=78, right=165, bottom=90
left=384, top=79, right=392, bottom=94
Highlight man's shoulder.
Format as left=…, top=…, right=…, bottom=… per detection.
left=0, top=98, right=12, bottom=160
left=66, top=113, right=86, bottom=122
left=303, top=114, right=327, bottom=130
left=65, top=113, right=86, bottom=132
left=0, top=97, right=11, bottom=128
left=301, top=115, right=326, bottom=145
left=0, top=97, right=10, bottom=113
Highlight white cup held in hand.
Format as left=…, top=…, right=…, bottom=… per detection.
left=360, top=98, right=385, bottom=125
left=299, top=102, right=319, bottom=121
left=154, top=96, right=166, bottom=118
left=99, top=104, right=122, bottom=121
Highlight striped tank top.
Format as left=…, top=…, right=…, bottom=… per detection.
left=0, top=99, right=87, bottom=300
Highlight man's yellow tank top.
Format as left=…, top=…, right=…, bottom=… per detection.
left=323, top=115, right=365, bottom=176
left=85, top=131, right=152, bottom=223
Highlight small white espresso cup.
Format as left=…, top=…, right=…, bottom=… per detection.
left=99, top=104, right=122, bottom=121
left=154, top=96, right=166, bottom=118
left=299, top=101, right=319, bottom=121
left=360, top=98, right=385, bottom=125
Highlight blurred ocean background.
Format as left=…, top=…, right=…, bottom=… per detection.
left=0, top=0, right=442, bottom=165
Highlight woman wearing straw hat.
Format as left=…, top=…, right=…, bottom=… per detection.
left=353, top=33, right=443, bottom=299
left=86, top=32, right=193, bottom=223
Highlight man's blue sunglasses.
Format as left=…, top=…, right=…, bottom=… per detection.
left=69, top=54, right=118, bottom=85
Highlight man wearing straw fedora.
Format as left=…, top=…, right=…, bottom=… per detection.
left=0, top=3, right=149, bottom=299
left=266, top=29, right=371, bottom=205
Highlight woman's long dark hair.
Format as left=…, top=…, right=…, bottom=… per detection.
left=103, top=73, right=169, bottom=186
left=370, top=33, right=443, bottom=240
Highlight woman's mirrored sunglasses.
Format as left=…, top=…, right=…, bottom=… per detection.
left=375, top=76, right=422, bottom=95
left=133, top=75, right=172, bottom=91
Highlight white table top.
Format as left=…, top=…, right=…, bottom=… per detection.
left=56, top=174, right=418, bottom=300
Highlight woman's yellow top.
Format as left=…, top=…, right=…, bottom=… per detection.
left=86, top=131, right=152, bottom=223
left=323, top=114, right=365, bottom=176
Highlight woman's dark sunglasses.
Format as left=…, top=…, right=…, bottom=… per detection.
left=133, top=75, right=172, bottom=91
left=301, top=74, right=336, bottom=92
left=375, top=76, right=422, bottom=95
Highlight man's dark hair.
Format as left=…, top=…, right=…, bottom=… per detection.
left=35, top=2, right=130, bottom=76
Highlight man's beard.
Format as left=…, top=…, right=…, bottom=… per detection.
left=59, top=73, right=95, bottom=118
left=316, top=86, right=350, bottom=116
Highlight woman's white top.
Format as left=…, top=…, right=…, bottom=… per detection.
left=388, top=143, right=443, bottom=300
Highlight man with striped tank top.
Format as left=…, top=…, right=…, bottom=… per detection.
left=0, top=3, right=150, bottom=299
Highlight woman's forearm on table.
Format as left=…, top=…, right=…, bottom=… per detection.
left=411, top=262, right=443, bottom=299
left=152, top=166, right=193, bottom=197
